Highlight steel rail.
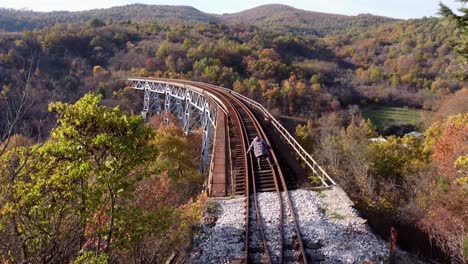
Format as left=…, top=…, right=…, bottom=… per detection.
left=174, top=80, right=308, bottom=264
left=239, top=96, right=285, bottom=263
left=229, top=90, right=308, bottom=264
left=131, top=78, right=316, bottom=263
left=163, top=79, right=270, bottom=263
left=222, top=92, right=256, bottom=263
left=129, top=77, right=335, bottom=187
left=229, top=91, right=282, bottom=264
left=188, top=81, right=271, bottom=263
left=233, top=99, right=272, bottom=264
left=193, top=82, right=271, bottom=263
left=214, top=85, right=336, bottom=187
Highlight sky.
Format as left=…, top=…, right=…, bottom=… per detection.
left=0, top=0, right=463, bottom=19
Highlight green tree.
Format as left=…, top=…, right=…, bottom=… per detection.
left=47, top=94, right=157, bottom=256
left=165, top=55, right=176, bottom=73
left=369, top=65, right=382, bottom=83
left=156, top=41, right=172, bottom=60
left=439, top=0, right=468, bottom=62
left=0, top=94, right=157, bottom=262
left=87, top=18, right=106, bottom=28
left=182, top=38, right=194, bottom=51
left=295, top=121, right=315, bottom=153
left=310, top=73, right=322, bottom=85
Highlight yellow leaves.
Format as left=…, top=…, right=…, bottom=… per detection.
left=174, top=192, right=207, bottom=240
left=178, top=193, right=206, bottom=221
left=455, top=155, right=468, bottom=185
left=0, top=134, right=34, bottom=151
left=258, top=48, right=280, bottom=60
left=92, top=65, right=110, bottom=79
left=0, top=84, right=10, bottom=98
left=233, top=80, right=247, bottom=94
left=14, top=39, right=25, bottom=48
left=311, top=83, right=321, bottom=91
left=455, top=155, right=468, bottom=170
left=137, top=68, right=149, bottom=77
left=0, top=202, right=16, bottom=216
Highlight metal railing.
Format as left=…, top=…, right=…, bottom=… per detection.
left=203, top=83, right=336, bottom=187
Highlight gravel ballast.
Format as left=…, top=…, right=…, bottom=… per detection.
left=191, top=188, right=401, bottom=263
left=192, top=197, right=245, bottom=264
left=290, top=188, right=388, bottom=263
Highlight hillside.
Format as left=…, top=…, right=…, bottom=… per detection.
left=0, top=4, right=395, bottom=34
left=0, top=4, right=220, bottom=31
left=220, top=4, right=397, bottom=35
left=0, top=2, right=466, bottom=263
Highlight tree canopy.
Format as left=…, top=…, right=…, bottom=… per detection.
left=0, top=94, right=204, bottom=263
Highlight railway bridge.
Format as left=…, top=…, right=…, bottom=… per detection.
left=129, top=78, right=354, bottom=263
left=128, top=78, right=337, bottom=195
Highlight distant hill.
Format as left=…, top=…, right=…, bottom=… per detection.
left=220, top=4, right=397, bottom=35
left=0, top=4, right=396, bottom=33
left=0, top=4, right=220, bottom=32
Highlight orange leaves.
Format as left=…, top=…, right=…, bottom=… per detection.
left=418, top=114, right=468, bottom=261
left=92, top=65, right=110, bottom=80
left=133, top=173, right=171, bottom=211
left=431, top=114, right=468, bottom=181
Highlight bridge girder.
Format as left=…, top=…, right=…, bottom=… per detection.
left=131, top=78, right=339, bottom=197
left=130, top=79, right=224, bottom=175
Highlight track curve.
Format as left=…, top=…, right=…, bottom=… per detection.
left=151, top=79, right=308, bottom=264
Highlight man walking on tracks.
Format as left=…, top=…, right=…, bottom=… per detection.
left=246, top=136, right=274, bottom=170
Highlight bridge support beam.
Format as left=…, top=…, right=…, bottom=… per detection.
left=164, top=94, right=183, bottom=124
left=142, top=88, right=162, bottom=121
left=183, top=103, right=201, bottom=134
left=208, top=111, right=228, bottom=197
left=130, top=78, right=230, bottom=197
left=200, top=110, right=214, bottom=174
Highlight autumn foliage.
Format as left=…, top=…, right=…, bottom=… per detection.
left=0, top=94, right=205, bottom=263
left=417, top=114, right=468, bottom=262
left=298, top=108, right=467, bottom=262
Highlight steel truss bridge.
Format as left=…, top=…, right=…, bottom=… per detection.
left=128, top=78, right=341, bottom=197
left=129, top=78, right=358, bottom=264
left=130, top=78, right=226, bottom=174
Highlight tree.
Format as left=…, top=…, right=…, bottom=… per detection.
left=48, top=94, right=157, bottom=257
left=295, top=121, right=315, bottom=153
left=87, top=18, right=106, bottom=28
left=369, top=65, right=382, bottom=83
left=0, top=94, right=157, bottom=262
left=418, top=113, right=468, bottom=262
left=233, top=80, right=247, bottom=94
left=439, top=0, right=468, bottom=62
left=0, top=44, right=38, bottom=156
left=165, top=55, right=176, bottom=73
left=156, top=41, right=172, bottom=60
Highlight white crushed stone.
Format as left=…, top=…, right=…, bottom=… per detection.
left=191, top=188, right=392, bottom=264
left=290, top=188, right=388, bottom=263
left=191, top=197, right=245, bottom=264
left=257, top=192, right=281, bottom=263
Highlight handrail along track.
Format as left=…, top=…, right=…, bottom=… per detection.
left=219, top=86, right=336, bottom=187
left=166, top=79, right=308, bottom=264
left=129, top=78, right=338, bottom=263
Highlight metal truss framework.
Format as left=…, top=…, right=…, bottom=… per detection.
left=129, top=78, right=222, bottom=174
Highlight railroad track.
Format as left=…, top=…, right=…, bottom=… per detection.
left=160, top=79, right=308, bottom=264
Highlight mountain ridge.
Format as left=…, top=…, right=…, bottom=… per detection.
left=1, top=3, right=397, bottom=33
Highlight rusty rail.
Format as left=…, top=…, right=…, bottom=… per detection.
left=166, top=80, right=308, bottom=264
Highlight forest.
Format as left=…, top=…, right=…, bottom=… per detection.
left=0, top=2, right=467, bottom=263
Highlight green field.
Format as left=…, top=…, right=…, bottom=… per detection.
left=362, top=106, right=425, bottom=129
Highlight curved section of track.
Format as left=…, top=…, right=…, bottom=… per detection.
left=155, top=79, right=308, bottom=264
